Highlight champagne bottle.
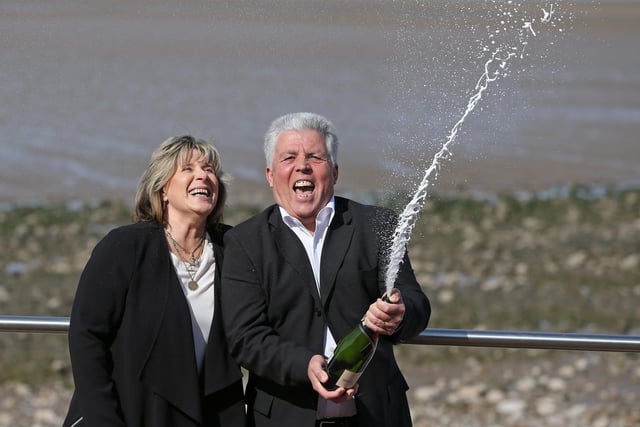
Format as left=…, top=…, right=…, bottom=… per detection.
left=323, top=294, right=391, bottom=390
left=323, top=318, right=378, bottom=390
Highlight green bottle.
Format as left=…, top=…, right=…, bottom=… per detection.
left=323, top=294, right=391, bottom=390
left=323, top=318, right=378, bottom=390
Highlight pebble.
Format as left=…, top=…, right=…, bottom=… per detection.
left=3, top=352, right=640, bottom=427
left=404, top=351, right=640, bottom=427
left=496, top=398, right=527, bottom=416
left=1, top=193, right=639, bottom=426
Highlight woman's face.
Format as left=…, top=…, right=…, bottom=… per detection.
left=163, top=149, right=218, bottom=224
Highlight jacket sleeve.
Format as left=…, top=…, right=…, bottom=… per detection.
left=219, top=229, right=316, bottom=386
left=67, top=230, right=131, bottom=426
left=390, top=249, right=431, bottom=342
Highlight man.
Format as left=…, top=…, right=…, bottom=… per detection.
left=220, top=112, right=430, bottom=427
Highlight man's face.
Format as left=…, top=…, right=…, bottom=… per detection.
left=266, top=129, right=338, bottom=232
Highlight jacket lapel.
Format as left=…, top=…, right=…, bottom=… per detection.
left=319, top=198, right=354, bottom=306
left=268, top=208, right=322, bottom=306
left=203, top=237, right=243, bottom=395
left=139, top=232, right=202, bottom=423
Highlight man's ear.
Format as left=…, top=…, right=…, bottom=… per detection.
left=266, top=167, right=274, bottom=188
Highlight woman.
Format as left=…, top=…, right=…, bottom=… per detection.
left=64, top=135, right=245, bottom=427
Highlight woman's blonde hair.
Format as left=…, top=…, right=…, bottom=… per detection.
left=134, top=135, right=229, bottom=225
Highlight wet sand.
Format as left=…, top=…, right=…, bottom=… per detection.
left=1, top=1, right=639, bottom=206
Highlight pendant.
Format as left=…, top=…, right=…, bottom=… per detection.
left=188, top=280, right=199, bottom=291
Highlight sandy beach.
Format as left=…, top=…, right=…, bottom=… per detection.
left=1, top=1, right=639, bottom=207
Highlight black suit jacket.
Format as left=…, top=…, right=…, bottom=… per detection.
left=64, top=221, right=245, bottom=427
left=221, top=197, right=430, bottom=427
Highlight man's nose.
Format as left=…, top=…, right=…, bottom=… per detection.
left=296, top=156, right=311, bottom=171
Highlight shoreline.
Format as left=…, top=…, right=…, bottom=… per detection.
left=2, top=177, right=638, bottom=212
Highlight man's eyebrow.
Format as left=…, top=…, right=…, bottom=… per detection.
left=278, top=149, right=298, bottom=157
left=277, top=149, right=327, bottom=158
left=307, top=151, right=328, bottom=157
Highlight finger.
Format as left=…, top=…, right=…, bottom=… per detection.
left=345, top=384, right=359, bottom=398
left=308, top=355, right=330, bottom=391
left=319, top=386, right=348, bottom=401
left=314, top=365, right=328, bottom=384
left=331, top=388, right=355, bottom=403
left=386, top=288, right=402, bottom=303
left=364, top=312, right=385, bottom=332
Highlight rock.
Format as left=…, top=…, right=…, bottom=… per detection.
left=455, top=383, right=485, bottom=404
left=437, top=289, right=455, bottom=304
left=514, top=376, right=536, bottom=392
left=535, top=396, right=557, bottom=415
left=0, top=286, right=9, bottom=303
left=413, top=385, right=441, bottom=402
left=3, top=262, right=27, bottom=276
left=484, top=388, right=504, bottom=404
left=620, top=253, right=639, bottom=271
left=495, top=398, right=526, bottom=416
left=545, top=377, right=567, bottom=392
left=565, top=251, right=587, bottom=268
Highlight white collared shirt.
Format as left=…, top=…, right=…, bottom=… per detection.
left=279, top=197, right=358, bottom=418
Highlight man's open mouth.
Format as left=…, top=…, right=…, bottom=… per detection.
left=293, top=180, right=314, bottom=193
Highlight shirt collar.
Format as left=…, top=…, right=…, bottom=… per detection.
left=279, top=196, right=335, bottom=231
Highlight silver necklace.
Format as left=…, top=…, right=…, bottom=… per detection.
left=165, top=229, right=205, bottom=266
left=166, top=230, right=206, bottom=291
left=181, top=258, right=200, bottom=291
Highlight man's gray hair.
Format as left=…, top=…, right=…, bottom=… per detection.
left=263, top=112, right=339, bottom=167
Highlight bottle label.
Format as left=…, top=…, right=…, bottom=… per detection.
left=335, top=370, right=362, bottom=389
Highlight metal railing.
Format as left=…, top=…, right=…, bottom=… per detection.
left=1, top=315, right=639, bottom=352
left=0, top=315, right=70, bottom=334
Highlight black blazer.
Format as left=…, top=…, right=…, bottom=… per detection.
left=220, top=197, right=430, bottom=427
left=64, top=221, right=245, bottom=427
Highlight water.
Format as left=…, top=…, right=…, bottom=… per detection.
left=384, top=1, right=561, bottom=292
left=1, top=0, right=639, bottom=207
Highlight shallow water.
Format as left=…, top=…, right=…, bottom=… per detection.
left=1, top=0, right=639, bottom=206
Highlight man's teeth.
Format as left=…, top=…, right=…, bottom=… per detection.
left=294, top=181, right=314, bottom=190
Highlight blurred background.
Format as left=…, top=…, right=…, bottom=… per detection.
left=2, top=0, right=639, bottom=207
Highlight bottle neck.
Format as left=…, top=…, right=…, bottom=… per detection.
left=359, top=293, right=393, bottom=339
left=359, top=319, right=377, bottom=340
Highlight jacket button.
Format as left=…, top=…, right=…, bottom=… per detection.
left=314, top=308, right=322, bottom=317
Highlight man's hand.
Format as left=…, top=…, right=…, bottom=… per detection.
left=307, top=354, right=358, bottom=402
left=363, top=288, right=405, bottom=335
